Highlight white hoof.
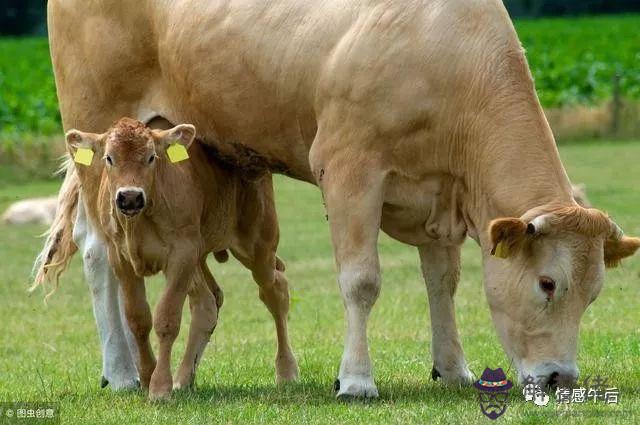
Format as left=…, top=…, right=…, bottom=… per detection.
left=432, top=364, right=475, bottom=386
left=102, top=375, right=140, bottom=391
left=335, top=375, right=379, bottom=399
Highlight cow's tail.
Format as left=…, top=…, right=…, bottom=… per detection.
left=31, top=157, right=79, bottom=297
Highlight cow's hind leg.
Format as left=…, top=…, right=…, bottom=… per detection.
left=418, top=243, right=474, bottom=385
left=310, top=146, right=385, bottom=399
left=174, top=262, right=219, bottom=390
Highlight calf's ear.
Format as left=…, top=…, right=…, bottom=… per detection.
left=488, top=218, right=530, bottom=258
left=65, top=130, right=103, bottom=165
left=604, top=236, right=640, bottom=268
left=154, top=124, right=196, bottom=150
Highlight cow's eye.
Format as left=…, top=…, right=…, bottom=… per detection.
left=148, top=154, right=156, bottom=165
left=105, top=155, right=113, bottom=166
left=539, top=277, right=556, bottom=300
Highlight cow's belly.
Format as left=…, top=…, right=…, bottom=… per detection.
left=381, top=172, right=468, bottom=247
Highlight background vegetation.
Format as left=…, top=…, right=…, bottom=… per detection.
left=0, top=15, right=638, bottom=145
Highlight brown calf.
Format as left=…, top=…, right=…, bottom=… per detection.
left=65, top=118, right=298, bottom=400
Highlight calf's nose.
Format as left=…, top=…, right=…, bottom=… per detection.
left=115, top=189, right=145, bottom=215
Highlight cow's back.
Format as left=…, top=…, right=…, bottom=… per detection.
left=49, top=0, right=524, bottom=182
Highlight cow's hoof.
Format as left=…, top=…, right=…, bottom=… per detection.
left=431, top=366, right=441, bottom=381
left=432, top=364, right=474, bottom=386
left=100, top=376, right=109, bottom=388
left=335, top=376, right=379, bottom=400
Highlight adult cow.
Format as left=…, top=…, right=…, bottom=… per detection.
left=36, top=0, right=639, bottom=398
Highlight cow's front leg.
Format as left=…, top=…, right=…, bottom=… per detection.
left=418, top=243, right=474, bottom=385
left=314, top=154, right=384, bottom=399
left=72, top=199, right=139, bottom=390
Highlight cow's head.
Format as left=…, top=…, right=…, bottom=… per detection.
left=65, top=118, right=195, bottom=217
left=485, top=206, right=639, bottom=387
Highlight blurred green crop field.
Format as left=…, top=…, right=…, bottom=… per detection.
left=0, top=38, right=59, bottom=137
left=0, top=141, right=639, bottom=423
left=517, top=15, right=640, bottom=107
left=0, top=14, right=639, bottom=141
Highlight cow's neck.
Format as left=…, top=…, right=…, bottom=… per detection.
left=459, top=92, right=575, bottom=248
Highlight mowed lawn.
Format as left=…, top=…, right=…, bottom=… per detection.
left=0, top=141, right=638, bottom=424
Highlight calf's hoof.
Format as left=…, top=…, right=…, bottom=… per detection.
left=334, top=375, right=379, bottom=400
left=173, top=371, right=195, bottom=391
left=148, top=389, right=172, bottom=402
left=275, top=352, right=299, bottom=384
left=149, top=371, right=173, bottom=401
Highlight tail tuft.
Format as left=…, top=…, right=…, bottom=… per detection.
left=31, top=158, right=80, bottom=298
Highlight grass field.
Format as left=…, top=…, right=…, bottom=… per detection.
left=0, top=141, right=639, bottom=424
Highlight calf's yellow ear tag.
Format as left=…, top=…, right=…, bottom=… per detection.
left=493, top=241, right=510, bottom=259
left=74, top=148, right=94, bottom=166
left=167, top=142, right=189, bottom=163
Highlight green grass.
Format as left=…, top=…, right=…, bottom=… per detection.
left=0, top=141, right=639, bottom=423
left=1, top=14, right=639, bottom=140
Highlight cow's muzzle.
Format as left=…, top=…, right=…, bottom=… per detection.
left=115, top=187, right=146, bottom=217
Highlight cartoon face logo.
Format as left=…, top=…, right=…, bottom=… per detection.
left=474, top=368, right=513, bottom=420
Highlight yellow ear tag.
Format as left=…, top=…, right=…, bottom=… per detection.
left=167, top=143, right=189, bottom=163
left=493, top=241, right=510, bottom=259
left=74, top=148, right=94, bottom=166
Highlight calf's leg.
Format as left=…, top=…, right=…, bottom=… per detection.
left=149, top=247, right=195, bottom=400
left=418, top=243, right=474, bottom=385
left=231, top=248, right=298, bottom=384
left=231, top=174, right=298, bottom=383
left=114, top=264, right=155, bottom=390
left=174, top=262, right=219, bottom=390
left=257, top=262, right=298, bottom=383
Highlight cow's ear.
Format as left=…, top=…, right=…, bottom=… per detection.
left=155, top=124, right=196, bottom=150
left=488, top=218, right=529, bottom=258
left=604, top=236, right=640, bottom=268
left=65, top=130, right=103, bottom=165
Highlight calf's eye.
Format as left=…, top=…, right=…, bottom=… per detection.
left=105, top=155, right=113, bottom=166
left=148, top=154, right=156, bottom=165
left=539, top=276, right=556, bottom=300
